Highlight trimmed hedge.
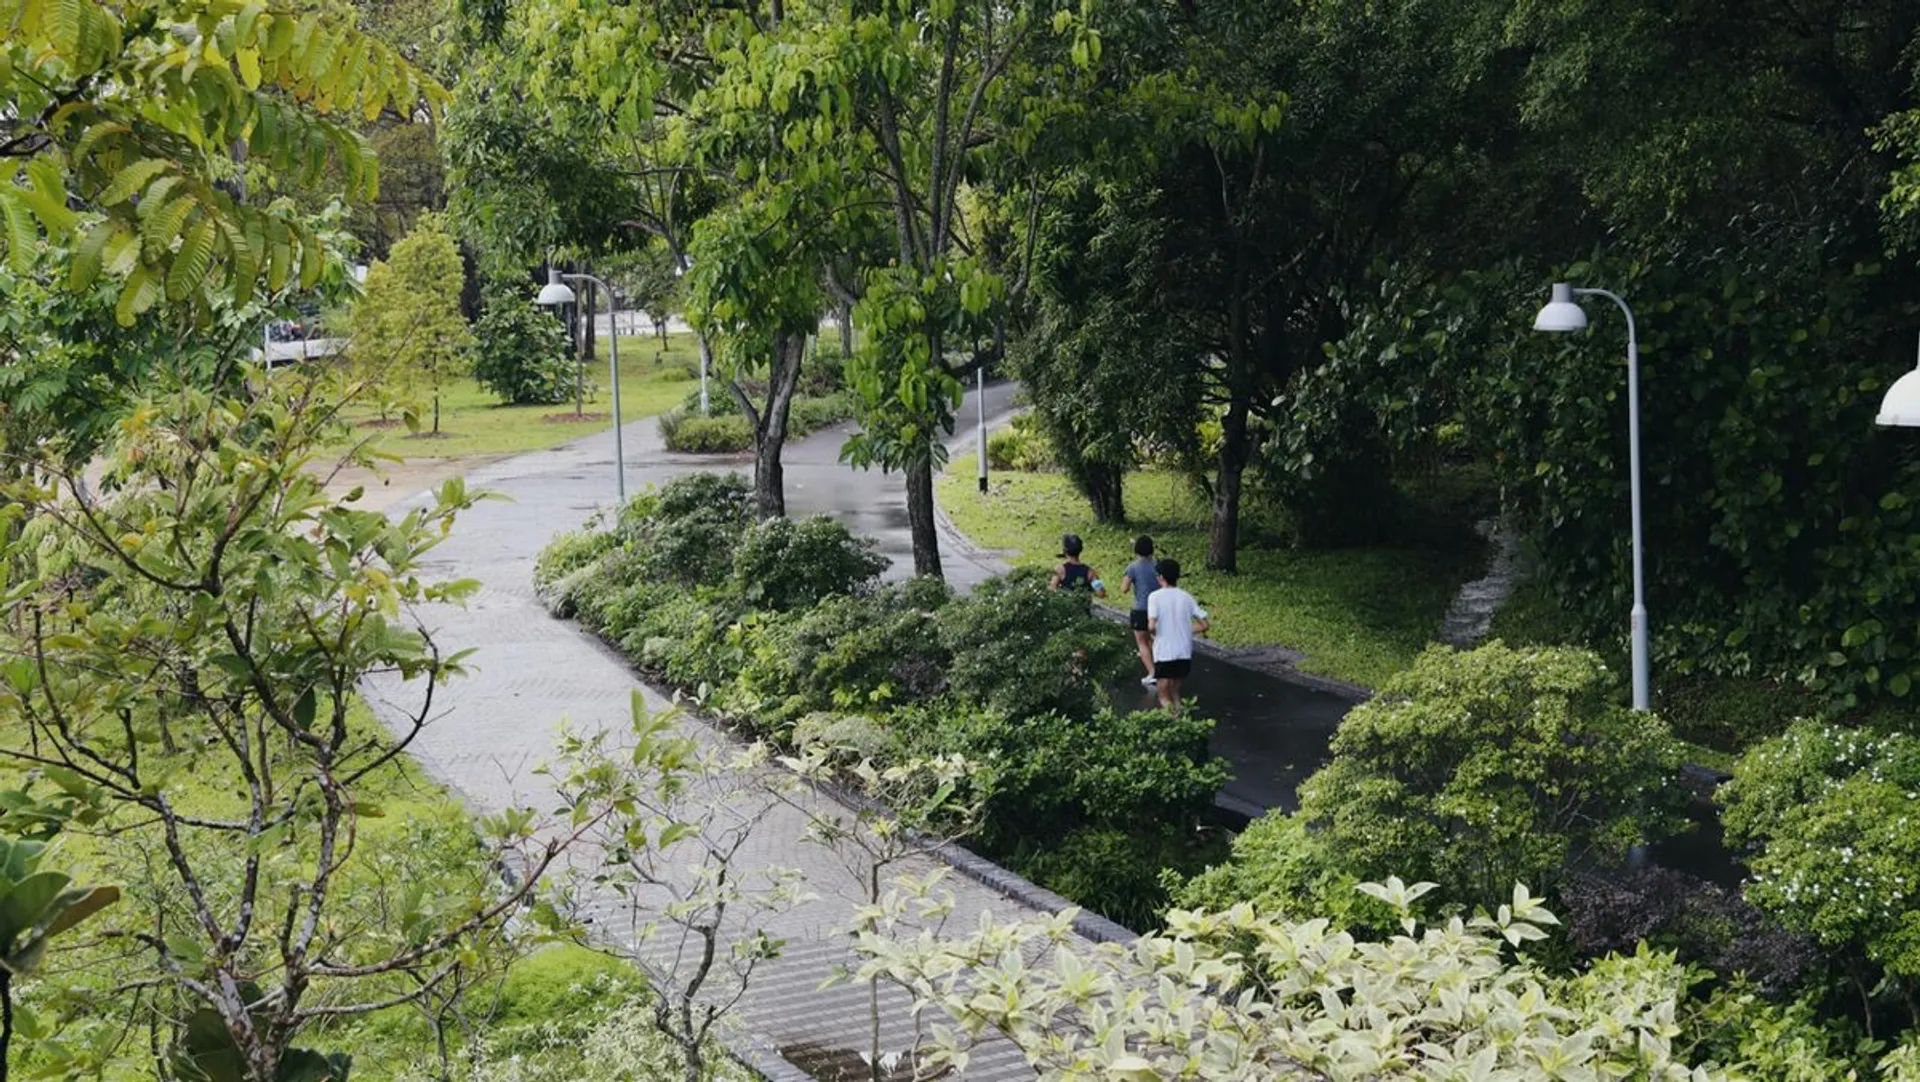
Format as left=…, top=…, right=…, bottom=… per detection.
left=536, top=473, right=1227, bottom=924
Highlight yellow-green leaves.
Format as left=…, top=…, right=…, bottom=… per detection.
left=3, top=0, right=446, bottom=323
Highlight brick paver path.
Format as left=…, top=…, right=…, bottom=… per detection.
left=362, top=400, right=1089, bottom=1081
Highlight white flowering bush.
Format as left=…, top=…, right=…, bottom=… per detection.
left=853, top=874, right=1734, bottom=1081
left=1720, top=721, right=1920, bottom=980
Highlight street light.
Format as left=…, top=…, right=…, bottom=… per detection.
left=537, top=267, right=626, bottom=503
left=1533, top=281, right=1651, bottom=711
left=672, top=257, right=709, bottom=415
left=1876, top=335, right=1920, bottom=427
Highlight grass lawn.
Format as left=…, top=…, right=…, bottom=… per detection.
left=332, top=332, right=702, bottom=459
left=937, top=464, right=1485, bottom=689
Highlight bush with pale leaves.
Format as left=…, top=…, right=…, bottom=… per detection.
left=855, top=875, right=1733, bottom=1082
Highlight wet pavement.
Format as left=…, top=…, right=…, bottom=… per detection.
left=1106, top=658, right=1355, bottom=821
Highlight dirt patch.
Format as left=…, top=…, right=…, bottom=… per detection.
left=542, top=412, right=610, bottom=424
left=404, top=431, right=457, bottom=440
left=357, top=418, right=407, bottom=430
left=779, top=1043, right=946, bottom=1081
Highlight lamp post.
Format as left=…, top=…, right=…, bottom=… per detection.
left=538, top=267, right=626, bottom=503
left=1534, top=281, right=1650, bottom=711
left=1876, top=334, right=1920, bottom=427
left=673, top=257, right=708, bottom=415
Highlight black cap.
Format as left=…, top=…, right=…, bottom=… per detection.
left=1058, top=533, right=1083, bottom=557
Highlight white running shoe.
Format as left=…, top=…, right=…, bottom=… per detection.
left=1140, top=675, right=1158, bottom=688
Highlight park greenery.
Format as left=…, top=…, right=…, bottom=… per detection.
left=11, top=0, right=1920, bottom=1075
left=535, top=472, right=1228, bottom=929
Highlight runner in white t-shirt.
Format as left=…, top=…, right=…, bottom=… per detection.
left=1145, top=558, right=1209, bottom=715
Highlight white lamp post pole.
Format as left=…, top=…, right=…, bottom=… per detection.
left=1534, top=282, right=1650, bottom=711
left=539, top=268, right=625, bottom=503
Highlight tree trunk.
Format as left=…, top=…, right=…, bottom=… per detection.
left=752, top=332, right=806, bottom=520
left=1206, top=395, right=1251, bottom=573
left=1084, top=463, right=1126, bottom=524
left=3, top=969, right=13, bottom=1080
left=906, top=454, right=942, bottom=578
left=838, top=299, right=854, bottom=359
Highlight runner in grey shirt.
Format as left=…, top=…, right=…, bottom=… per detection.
left=1120, top=535, right=1160, bottom=688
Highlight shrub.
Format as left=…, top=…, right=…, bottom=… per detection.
left=659, top=411, right=753, bottom=453
left=533, top=522, right=616, bottom=595
left=857, top=879, right=1749, bottom=1082
left=667, top=390, right=852, bottom=446
left=1008, top=826, right=1223, bottom=932
left=937, top=568, right=1130, bottom=721
left=1175, top=812, right=1392, bottom=931
left=1293, top=641, right=1686, bottom=908
left=787, top=391, right=854, bottom=434
left=985, top=412, right=1055, bottom=471
left=731, top=514, right=885, bottom=612
left=891, top=702, right=1227, bottom=852
left=472, top=288, right=577, bottom=405
left=653, top=471, right=751, bottom=524
left=621, top=473, right=754, bottom=588
left=791, top=712, right=901, bottom=761
left=1720, top=721, right=1920, bottom=983
left=490, top=946, right=643, bottom=1033
left=1558, top=865, right=1823, bottom=995
left=1677, top=981, right=1874, bottom=1082
left=736, top=579, right=953, bottom=720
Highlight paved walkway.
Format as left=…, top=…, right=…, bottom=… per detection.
left=361, top=387, right=1058, bottom=1080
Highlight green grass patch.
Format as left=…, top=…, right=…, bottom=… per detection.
left=938, top=465, right=1483, bottom=689
left=335, top=333, right=702, bottom=459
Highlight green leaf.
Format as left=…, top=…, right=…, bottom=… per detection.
left=40, top=884, right=118, bottom=939
left=66, top=218, right=117, bottom=292
left=98, top=159, right=171, bottom=206
left=0, top=192, right=37, bottom=274
left=166, top=217, right=217, bottom=301
left=292, top=687, right=317, bottom=731
left=142, top=194, right=197, bottom=254
left=114, top=265, right=162, bottom=326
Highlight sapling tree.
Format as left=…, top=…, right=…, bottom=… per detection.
left=548, top=695, right=812, bottom=1082
left=775, top=745, right=980, bottom=1082
left=349, top=213, right=474, bottom=432
left=0, top=380, right=576, bottom=1080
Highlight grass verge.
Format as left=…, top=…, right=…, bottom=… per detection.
left=936, top=464, right=1484, bottom=689
left=334, top=333, right=702, bottom=459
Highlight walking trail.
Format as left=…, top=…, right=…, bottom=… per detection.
left=360, top=387, right=1060, bottom=1081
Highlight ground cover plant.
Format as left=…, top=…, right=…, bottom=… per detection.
left=536, top=472, right=1228, bottom=927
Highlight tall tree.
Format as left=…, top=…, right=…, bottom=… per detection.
left=1012, top=0, right=1518, bottom=570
